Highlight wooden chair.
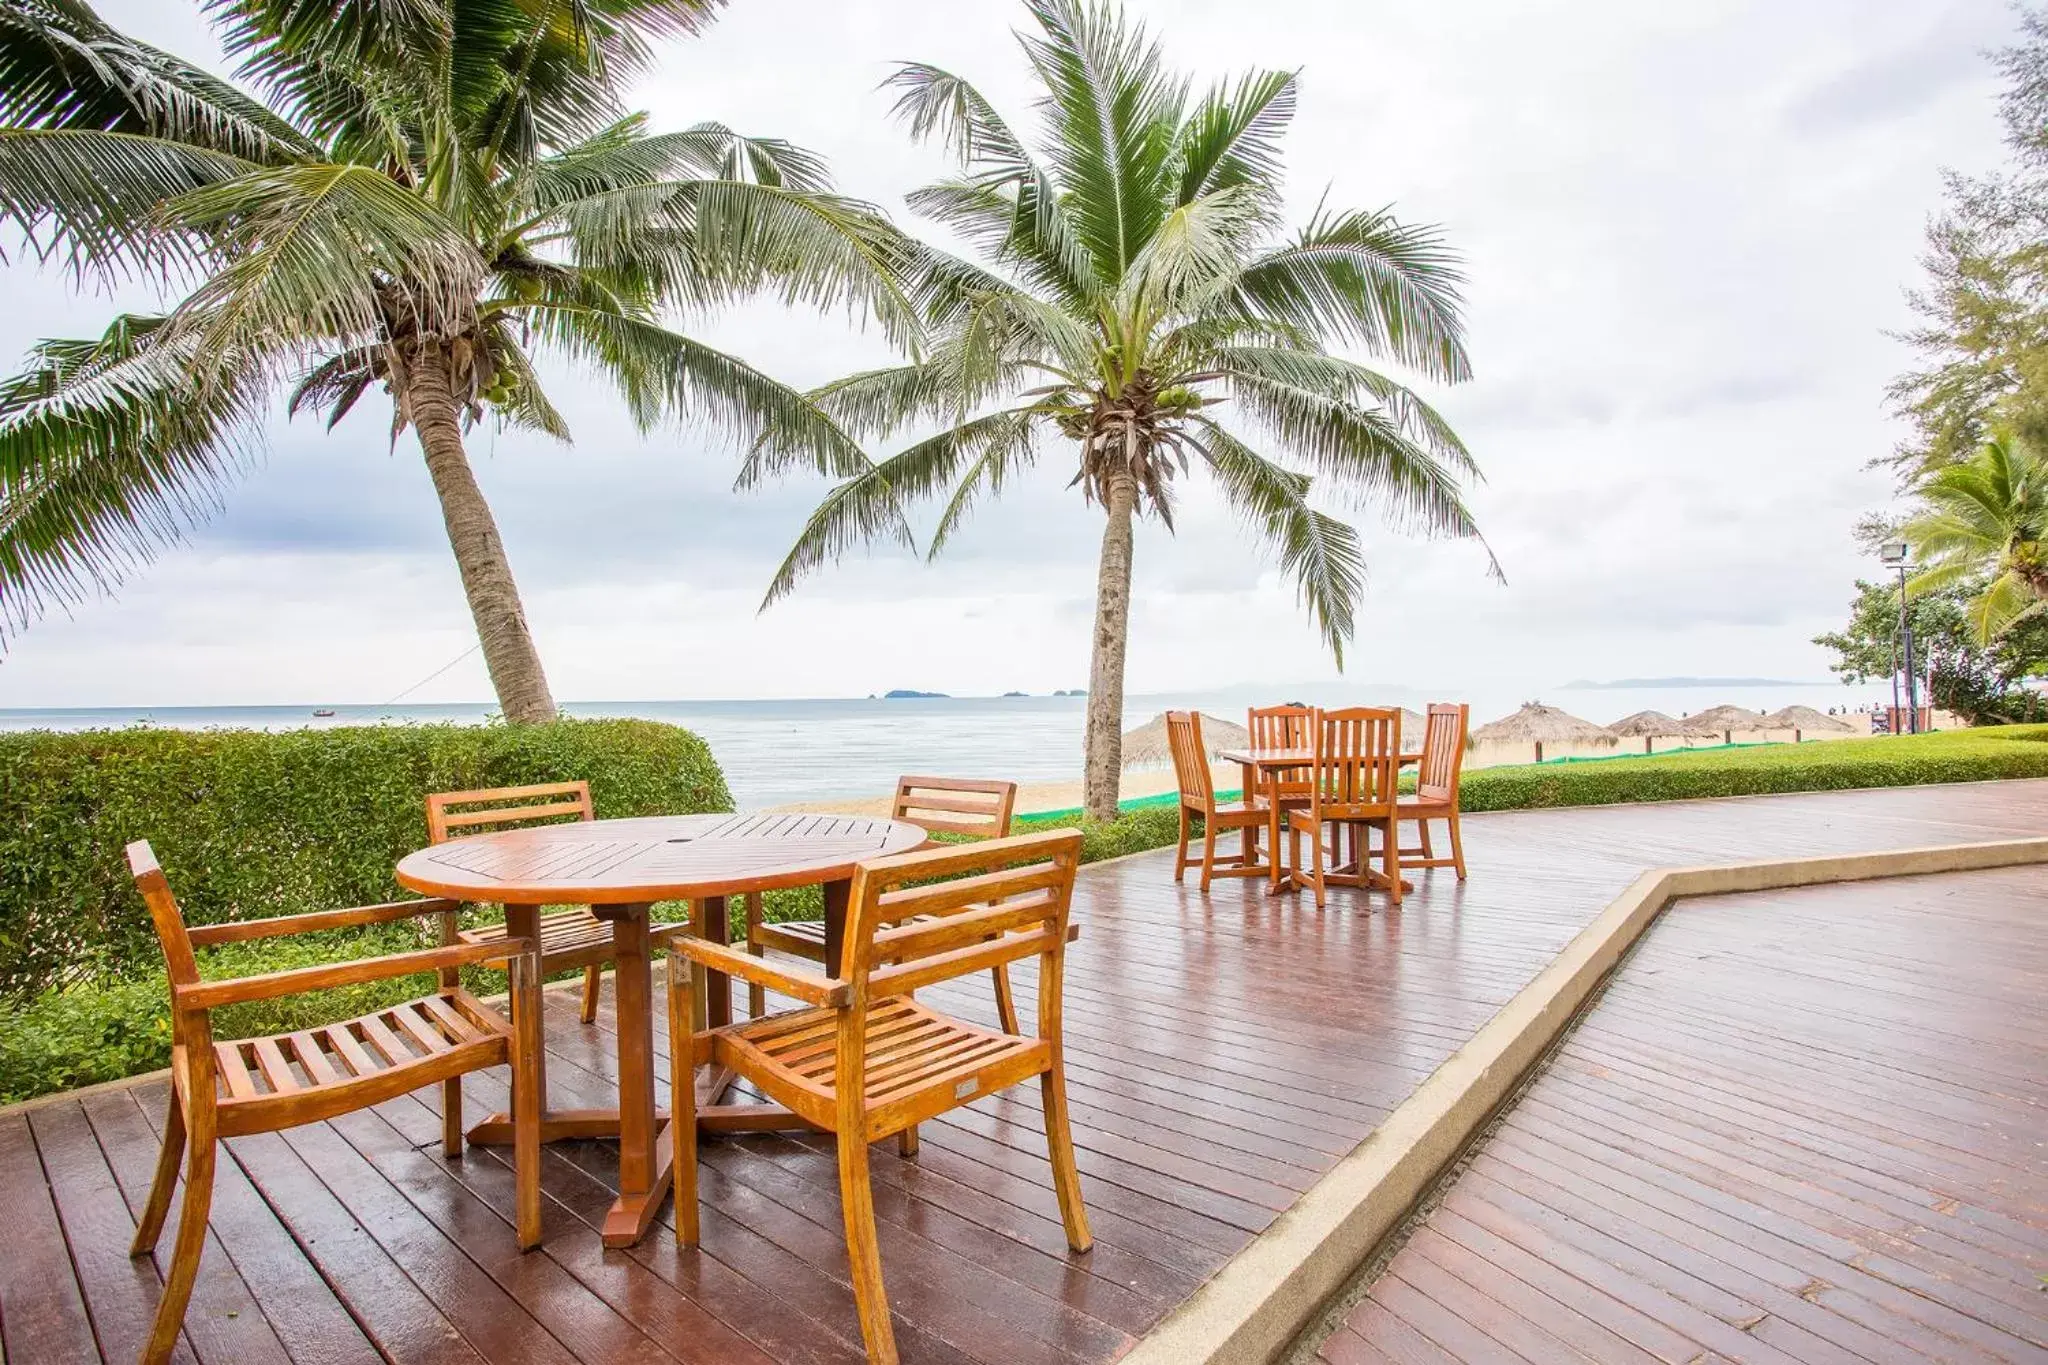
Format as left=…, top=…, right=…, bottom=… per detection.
left=1399, top=702, right=1469, bottom=879
left=746, top=776, right=1027, bottom=1030
left=667, top=828, right=1091, bottom=1365
left=1285, top=707, right=1404, bottom=909
left=430, top=781, right=669, bottom=1025
left=1167, top=710, right=1271, bottom=889
left=124, top=840, right=544, bottom=1365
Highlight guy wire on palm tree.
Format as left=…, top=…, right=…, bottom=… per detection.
left=0, top=0, right=913, bottom=720
left=747, top=0, right=1501, bottom=821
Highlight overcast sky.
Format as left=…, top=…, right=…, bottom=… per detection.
left=0, top=0, right=2020, bottom=707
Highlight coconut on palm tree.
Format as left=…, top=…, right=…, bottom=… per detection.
left=0, top=0, right=906, bottom=719
left=747, top=0, right=1495, bottom=820
left=1903, top=430, right=2048, bottom=641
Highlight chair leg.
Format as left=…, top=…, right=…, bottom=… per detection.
left=130, top=1085, right=186, bottom=1256
left=667, top=951, right=701, bottom=1247
left=1448, top=810, right=1467, bottom=880
left=442, top=1076, right=463, bottom=1157
left=579, top=965, right=601, bottom=1025
left=1173, top=806, right=1190, bottom=881
left=897, top=1125, right=920, bottom=1157
left=1311, top=818, right=1327, bottom=910
left=1199, top=816, right=1218, bottom=891
left=141, top=1106, right=215, bottom=1365
left=1383, top=815, right=1403, bottom=906
left=1039, top=1064, right=1093, bottom=1253
left=991, top=964, right=1020, bottom=1035
left=745, top=893, right=766, bottom=1018
left=1417, top=816, right=1435, bottom=862
left=512, top=957, right=544, bottom=1250
left=837, top=1135, right=899, bottom=1365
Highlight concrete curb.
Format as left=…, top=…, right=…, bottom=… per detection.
left=1117, top=835, right=2048, bottom=1365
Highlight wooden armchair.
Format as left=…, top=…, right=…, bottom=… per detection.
left=430, top=781, right=675, bottom=1025
left=1399, top=702, right=1469, bottom=879
left=1285, top=707, right=1404, bottom=908
left=667, top=829, right=1092, bottom=1365
left=124, top=841, right=544, bottom=1365
left=1167, top=711, right=1271, bottom=889
left=745, top=776, right=1028, bottom=1030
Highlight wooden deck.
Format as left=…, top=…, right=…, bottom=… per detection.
left=1312, top=855, right=2048, bottom=1364
left=5, top=780, right=2047, bottom=1365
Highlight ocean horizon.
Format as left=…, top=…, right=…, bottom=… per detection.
left=0, top=679, right=1892, bottom=808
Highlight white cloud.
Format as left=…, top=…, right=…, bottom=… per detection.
left=0, top=0, right=2018, bottom=706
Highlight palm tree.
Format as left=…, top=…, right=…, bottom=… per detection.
left=1905, top=430, right=2048, bottom=641
left=0, top=0, right=903, bottom=720
left=747, top=0, right=1495, bottom=820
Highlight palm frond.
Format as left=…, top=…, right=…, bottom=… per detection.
left=163, top=161, right=487, bottom=355
left=1229, top=206, right=1471, bottom=382
left=927, top=408, right=1041, bottom=554
left=2, top=0, right=312, bottom=160
left=1183, top=416, right=1362, bottom=664
left=546, top=178, right=923, bottom=347
left=0, top=128, right=256, bottom=277
left=1018, top=0, right=1185, bottom=284
left=1209, top=344, right=1474, bottom=470
left=1222, top=367, right=1497, bottom=576
left=885, top=59, right=1095, bottom=303
left=0, top=313, right=266, bottom=636
left=1173, top=68, right=1294, bottom=211
left=518, top=299, right=867, bottom=473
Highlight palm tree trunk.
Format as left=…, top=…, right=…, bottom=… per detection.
left=1081, top=469, right=1138, bottom=822
left=403, top=341, right=557, bottom=723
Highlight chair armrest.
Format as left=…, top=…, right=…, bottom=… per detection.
left=185, top=898, right=463, bottom=948
left=175, top=937, right=534, bottom=1011
left=665, top=932, right=849, bottom=1009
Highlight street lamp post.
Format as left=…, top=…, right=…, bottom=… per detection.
left=1880, top=540, right=1917, bottom=734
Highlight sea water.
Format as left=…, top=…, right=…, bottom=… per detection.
left=0, top=680, right=1890, bottom=809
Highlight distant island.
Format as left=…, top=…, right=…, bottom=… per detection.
left=1052, top=688, right=1087, bottom=697
left=1002, top=690, right=1028, bottom=697
left=1559, top=676, right=1815, bottom=690
left=882, top=689, right=950, bottom=699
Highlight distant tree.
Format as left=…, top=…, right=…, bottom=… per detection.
left=1889, top=6, right=2048, bottom=475
left=0, top=0, right=905, bottom=719
left=1814, top=577, right=2048, bottom=724
left=1902, top=431, right=2048, bottom=639
left=749, top=0, right=1494, bottom=820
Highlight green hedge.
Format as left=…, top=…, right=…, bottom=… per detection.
left=0, top=719, right=731, bottom=999
left=1456, top=724, right=2048, bottom=811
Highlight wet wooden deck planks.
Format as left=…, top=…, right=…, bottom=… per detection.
left=1314, top=853, right=2048, bottom=1364
left=5, top=780, right=2047, bottom=1365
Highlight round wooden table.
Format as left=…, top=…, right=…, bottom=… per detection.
left=395, top=812, right=926, bottom=1247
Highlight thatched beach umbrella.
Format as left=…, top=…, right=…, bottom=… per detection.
left=1120, top=712, right=1249, bottom=769
left=1608, top=709, right=1714, bottom=754
left=1687, top=704, right=1773, bottom=742
left=1766, top=705, right=1855, bottom=740
left=1469, top=703, right=1617, bottom=763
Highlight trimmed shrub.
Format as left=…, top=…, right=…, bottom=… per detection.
left=1458, top=724, right=2048, bottom=812
left=0, top=718, right=730, bottom=999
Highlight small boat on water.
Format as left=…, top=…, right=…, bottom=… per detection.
left=311, top=708, right=336, bottom=718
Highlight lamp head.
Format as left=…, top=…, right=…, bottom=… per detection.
left=1879, top=540, right=1909, bottom=567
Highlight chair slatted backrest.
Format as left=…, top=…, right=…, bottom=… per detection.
left=841, top=829, right=1083, bottom=1009
left=1417, top=703, right=1470, bottom=804
left=1311, top=707, right=1403, bottom=816
left=1165, top=711, right=1214, bottom=809
left=1247, top=705, right=1313, bottom=752
left=426, top=780, right=594, bottom=844
left=891, top=777, right=1017, bottom=841
left=1249, top=703, right=1316, bottom=794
